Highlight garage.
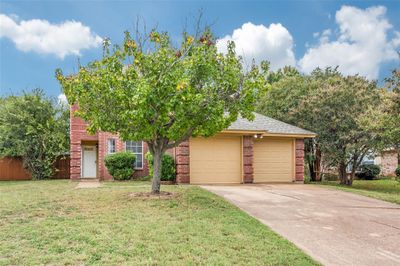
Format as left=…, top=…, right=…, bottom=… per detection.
left=190, top=135, right=242, bottom=184
left=174, top=113, right=315, bottom=184
left=253, top=138, right=294, bottom=183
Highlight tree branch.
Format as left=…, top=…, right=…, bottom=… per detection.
left=165, top=128, right=194, bottom=149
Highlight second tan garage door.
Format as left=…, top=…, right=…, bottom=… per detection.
left=253, top=138, right=294, bottom=182
left=190, top=135, right=242, bottom=184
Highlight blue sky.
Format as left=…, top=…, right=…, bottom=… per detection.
left=1, top=0, right=399, bottom=99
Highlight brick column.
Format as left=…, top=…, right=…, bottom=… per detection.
left=176, top=141, right=190, bottom=183
left=70, top=105, right=81, bottom=180
left=380, top=150, right=398, bottom=177
left=98, top=132, right=108, bottom=180
left=70, top=138, right=81, bottom=180
left=295, top=139, right=305, bottom=182
left=243, top=136, right=254, bottom=183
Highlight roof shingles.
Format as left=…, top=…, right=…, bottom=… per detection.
left=227, top=113, right=316, bottom=136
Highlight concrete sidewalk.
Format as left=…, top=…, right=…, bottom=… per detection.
left=202, top=184, right=400, bottom=266
left=75, top=180, right=101, bottom=188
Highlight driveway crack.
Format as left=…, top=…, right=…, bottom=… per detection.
left=335, top=205, right=400, bottom=210
left=265, top=191, right=301, bottom=200
left=371, top=220, right=400, bottom=231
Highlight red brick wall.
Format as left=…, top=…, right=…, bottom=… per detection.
left=295, top=139, right=305, bottom=182
left=70, top=104, right=149, bottom=180
left=70, top=104, right=98, bottom=180
left=379, top=150, right=398, bottom=177
left=243, top=136, right=254, bottom=183
left=72, top=103, right=308, bottom=183
left=175, top=141, right=190, bottom=183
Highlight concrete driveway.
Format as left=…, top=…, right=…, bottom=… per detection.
left=202, top=184, right=400, bottom=266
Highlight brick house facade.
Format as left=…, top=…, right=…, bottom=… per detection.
left=175, top=136, right=306, bottom=183
left=70, top=104, right=151, bottom=180
left=71, top=106, right=312, bottom=183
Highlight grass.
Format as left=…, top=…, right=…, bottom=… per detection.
left=0, top=180, right=317, bottom=265
left=319, top=179, right=400, bottom=205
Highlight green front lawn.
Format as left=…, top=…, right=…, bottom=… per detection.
left=0, top=180, right=317, bottom=265
left=320, top=179, right=400, bottom=205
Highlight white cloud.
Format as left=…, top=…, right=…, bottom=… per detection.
left=319, top=29, right=332, bottom=44
left=299, top=5, right=400, bottom=79
left=58, top=93, right=68, bottom=104
left=0, top=14, right=102, bottom=59
left=216, top=22, right=296, bottom=70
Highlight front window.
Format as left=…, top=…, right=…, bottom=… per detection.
left=125, top=141, right=143, bottom=169
left=107, top=139, right=116, bottom=154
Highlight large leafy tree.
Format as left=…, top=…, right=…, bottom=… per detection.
left=56, top=28, right=267, bottom=193
left=372, top=69, right=400, bottom=151
left=383, top=68, right=400, bottom=150
left=0, top=89, right=70, bottom=179
left=302, top=70, right=381, bottom=185
left=257, top=68, right=306, bottom=125
left=257, top=67, right=381, bottom=185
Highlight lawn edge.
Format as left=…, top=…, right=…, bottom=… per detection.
left=197, top=186, right=321, bottom=265
left=314, top=182, right=400, bottom=205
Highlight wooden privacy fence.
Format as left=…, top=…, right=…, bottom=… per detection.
left=0, top=156, right=70, bottom=181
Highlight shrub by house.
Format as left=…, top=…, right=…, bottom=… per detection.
left=146, top=152, right=176, bottom=181
left=104, top=152, right=136, bottom=180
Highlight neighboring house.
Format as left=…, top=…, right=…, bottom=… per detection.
left=70, top=105, right=316, bottom=183
left=364, top=150, right=398, bottom=177
left=345, top=149, right=399, bottom=177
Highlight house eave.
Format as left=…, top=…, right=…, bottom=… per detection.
left=222, top=129, right=316, bottom=138
left=222, top=129, right=268, bottom=135
left=262, top=132, right=317, bottom=138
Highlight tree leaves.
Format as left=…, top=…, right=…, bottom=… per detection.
left=0, top=89, right=70, bottom=179
left=257, top=67, right=383, bottom=181
left=56, top=29, right=267, bottom=147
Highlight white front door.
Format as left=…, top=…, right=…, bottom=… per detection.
left=82, top=145, right=97, bottom=178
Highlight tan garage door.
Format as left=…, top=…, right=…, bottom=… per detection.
left=190, top=135, right=242, bottom=184
left=253, top=138, right=294, bottom=182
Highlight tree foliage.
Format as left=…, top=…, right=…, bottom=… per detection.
left=367, top=68, right=400, bottom=151
left=145, top=152, right=176, bottom=181
left=257, top=67, right=381, bottom=185
left=0, top=89, right=70, bottom=179
left=257, top=70, right=306, bottom=125
left=56, top=27, right=268, bottom=193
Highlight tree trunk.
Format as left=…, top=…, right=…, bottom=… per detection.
left=305, top=139, right=317, bottom=181
left=151, top=148, right=163, bottom=194
left=308, top=159, right=315, bottom=181
left=314, top=146, right=322, bottom=181
left=349, top=155, right=358, bottom=186
left=338, top=160, right=348, bottom=185
left=308, top=147, right=322, bottom=182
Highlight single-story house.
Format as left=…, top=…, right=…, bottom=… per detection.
left=70, top=105, right=316, bottom=183
left=361, top=149, right=399, bottom=177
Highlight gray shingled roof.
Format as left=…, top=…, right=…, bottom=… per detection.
left=227, top=112, right=316, bottom=136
